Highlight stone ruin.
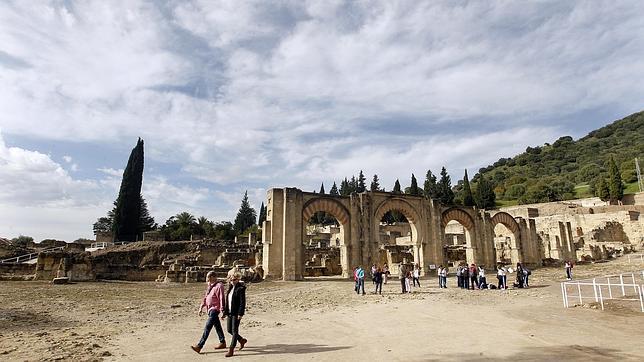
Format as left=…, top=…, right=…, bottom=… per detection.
left=1, top=239, right=264, bottom=283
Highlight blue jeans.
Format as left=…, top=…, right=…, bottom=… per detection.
left=357, top=278, right=365, bottom=294
left=227, top=315, right=244, bottom=349
left=198, top=310, right=225, bottom=348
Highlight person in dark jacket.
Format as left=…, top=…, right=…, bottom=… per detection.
left=222, top=272, right=247, bottom=357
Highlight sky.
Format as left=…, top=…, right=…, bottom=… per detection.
left=1, top=0, right=643, bottom=242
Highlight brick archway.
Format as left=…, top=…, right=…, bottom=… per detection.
left=441, top=207, right=475, bottom=230
left=302, top=197, right=351, bottom=227
left=374, top=198, right=421, bottom=225
left=490, top=212, right=520, bottom=235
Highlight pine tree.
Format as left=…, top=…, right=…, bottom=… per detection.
left=607, top=156, right=624, bottom=203
left=330, top=182, right=340, bottom=196
left=234, top=191, right=257, bottom=234
left=408, top=173, right=420, bottom=195
left=393, top=179, right=402, bottom=194
left=319, top=183, right=325, bottom=194
left=462, top=169, right=475, bottom=207
left=436, top=167, right=454, bottom=205
left=423, top=169, right=438, bottom=199
left=357, top=170, right=367, bottom=193
left=113, top=138, right=145, bottom=242
left=258, top=202, right=267, bottom=226
left=340, top=178, right=350, bottom=196
left=370, top=174, right=381, bottom=191
left=595, top=177, right=610, bottom=201
left=349, top=176, right=357, bottom=193
left=138, top=195, right=156, bottom=234
left=475, top=175, right=496, bottom=209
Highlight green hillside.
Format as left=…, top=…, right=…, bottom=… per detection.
left=471, top=111, right=644, bottom=205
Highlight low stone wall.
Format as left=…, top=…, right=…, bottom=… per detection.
left=0, top=263, right=36, bottom=279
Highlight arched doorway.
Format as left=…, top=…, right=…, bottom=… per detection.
left=441, top=208, right=475, bottom=267
left=490, top=212, right=521, bottom=265
left=373, top=198, right=422, bottom=276
left=302, top=198, right=351, bottom=278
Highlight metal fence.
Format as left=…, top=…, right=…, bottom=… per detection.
left=0, top=246, right=66, bottom=264
left=561, top=271, right=644, bottom=312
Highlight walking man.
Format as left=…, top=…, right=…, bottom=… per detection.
left=191, top=271, right=226, bottom=354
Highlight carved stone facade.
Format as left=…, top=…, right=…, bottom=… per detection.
left=262, top=188, right=541, bottom=280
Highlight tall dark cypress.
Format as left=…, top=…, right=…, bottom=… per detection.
left=393, top=179, right=402, bottom=194
left=370, top=174, right=381, bottom=191
left=462, top=169, right=475, bottom=206
left=258, top=202, right=267, bottom=226
left=475, top=175, right=496, bottom=209
left=408, top=173, right=420, bottom=195
left=113, top=138, right=145, bottom=241
left=607, top=156, right=624, bottom=203
left=423, top=169, right=438, bottom=199
left=357, top=170, right=367, bottom=193
left=319, top=183, right=326, bottom=194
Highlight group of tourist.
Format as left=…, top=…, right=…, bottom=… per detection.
left=352, top=263, right=422, bottom=294
left=438, top=263, right=531, bottom=290
left=191, top=270, right=248, bottom=357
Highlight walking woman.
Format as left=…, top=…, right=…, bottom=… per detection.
left=412, top=264, right=421, bottom=288
left=565, top=260, right=573, bottom=280
left=191, top=271, right=226, bottom=354
left=223, top=272, right=247, bottom=357
left=374, top=267, right=384, bottom=294
left=497, top=265, right=506, bottom=289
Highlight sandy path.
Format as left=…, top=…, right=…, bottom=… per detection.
left=111, top=282, right=644, bottom=361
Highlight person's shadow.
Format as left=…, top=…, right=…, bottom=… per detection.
left=203, top=343, right=351, bottom=356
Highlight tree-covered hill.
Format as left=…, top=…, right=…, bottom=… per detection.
left=472, top=111, right=644, bottom=205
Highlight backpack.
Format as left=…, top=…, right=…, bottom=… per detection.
left=524, top=269, right=531, bottom=276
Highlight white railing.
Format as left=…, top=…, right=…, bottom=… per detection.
left=0, top=246, right=66, bottom=264
left=561, top=271, right=644, bottom=312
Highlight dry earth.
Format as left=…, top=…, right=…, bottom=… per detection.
left=1, top=257, right=643, bottom=361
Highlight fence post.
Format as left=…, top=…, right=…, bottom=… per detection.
left=577, top=283, right=583, bottom=305
left=593, top=279, right=598, bottom=302
left=638, top=285, right=644, bottom=313
left=620, top=274, right=626, bottom=296
left=598, top=284, right=604, bottom=311
left=561, top=283, right=567, bottom=308
left=608, top=277, right=612, bottom=299
left=632, top=273, right=637, bottom=295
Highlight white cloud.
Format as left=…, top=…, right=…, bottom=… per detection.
left=1, top=1, right=643, bottom=239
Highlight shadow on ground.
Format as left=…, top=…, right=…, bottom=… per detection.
left=426, top=345, right=638, bottom=361
left=204, top=343, right=351, bottom=356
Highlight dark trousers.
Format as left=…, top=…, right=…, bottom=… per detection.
left=457, top=276, right=462, bottom=288
left=413, top=277, right=420, bottom=287
left=497, top=276, right=504, bottom=289
left=198, top=310, right=225, bottom=348
left=479, top=276, right=487, bottom=287
left=400, top=278, right=406, bottom=293
left=439, top=276, right=447, bottom=288
left=375, top=281, right=383, bottom=294
left=463, top=276, right=469, bottom=289
left=470, top=276, right=478, bottom=289
left=226, top=315, right=244, bottom=349
left=357, top=278, right=365, bottom=294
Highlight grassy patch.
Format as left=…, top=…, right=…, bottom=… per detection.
left=624, top=181, right=641, bottom=194
left=496, top=199, right=518, bottom=208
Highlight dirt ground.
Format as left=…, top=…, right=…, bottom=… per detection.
left=1, top=257, right=643, bottom=361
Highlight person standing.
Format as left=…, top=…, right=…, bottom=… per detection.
left=398, top=263, right=406, bottom=293
left=462, top=264, right=470, bottom=290
left=523, top=266, right=531, bottom=287
left=478, top=265, right=487, bottom=289
left=383, top=263, right=389, bottom=284
left=223, top=272, right=247, bottom=357
left=456, top=265, right=463, bottom=288
left=371, top=264, right=377, bottom=284
left=565, top=260, right=573, bottom=280
left=412, top=264, right=421, bottom=288
left=469, top=263, right=478, bottom=290
left=437, top=265, right=444, bottom=288
left=497, top=265, right=506, bottom=289
left=356, top=265, right=366, bottom=295
left=374, top=267, right=384, bottom=294
left=191, top=271, right=226, bottom=354
left=516, top=263, right=525, bottom=288
left=405, top=269, right=413, bottom=293
left=353, top=266, right=359, bottom=293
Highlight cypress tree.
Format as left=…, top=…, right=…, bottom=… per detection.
left=113, top=138, right=145, bottom=242
left=370, top=174, right=381, bottom=191
left=319, top=183, right=325, bottom=194
left=595, top=177, right=610, bottom=201
left=462, top=169, right=475, bottom=206
left=330, top=182, right=340, bottom=196
left=436, top=167, right=455, bottom=205
left=408, top=173, right=420, bottom=195
left=423, top=169, right=438, bottom=199
left=258, top=202, right=267, bottom=226
left=475, top=175, right=496, bottom=209
left=234, top=191, right=257, bottom=234
left=357, top=170, right=367, bottom=193
left=607, top=156, right=624, bottom=203
left=393, top=179, right=402, bottom=194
